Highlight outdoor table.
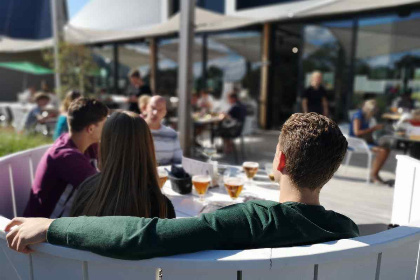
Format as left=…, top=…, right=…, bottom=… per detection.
left=392, top=134, right=420, bottom=160
left=161, top=164, right=279, bottom=218
left=193, top=116, right=222, bottom=145
left=382, top=113, right=402, bottom=122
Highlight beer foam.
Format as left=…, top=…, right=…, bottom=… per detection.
left=224, top=177, right=244, bottom=186
left=243, top=161, right=259, bottom=168
left=192, top=175, right=211, bottom=182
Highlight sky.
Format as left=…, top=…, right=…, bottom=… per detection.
left=67, top=0, right=89, bottom=19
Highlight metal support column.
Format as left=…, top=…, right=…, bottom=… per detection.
left=149, top=38, right=158, bottom=93
left=177, top=0, right=195, bottom=156
left=259, top=23, right=271, bottom=129
left=345, top=18, right=359, bottom=119
left=113, top=44, right=119, bottom=94
left=201, top=33, right=208, bottom=90
left=51, top=0, right=61, bottom=95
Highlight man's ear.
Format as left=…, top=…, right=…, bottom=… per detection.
left=86, top=124, right=95, bottom=134
left=277, top=152, right=286, bottom=173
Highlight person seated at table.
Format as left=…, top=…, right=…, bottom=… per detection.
left=19, top=86, right=37, bottom=103
left=53, top=90, right=82, bottom=140
left=126, top=69, right=152, bottom=114
left=349, top=99, right=390, bottom=184
left=138, top=94, right=151, bottom=119
left=218, top=92, right=247, bottom=153
left=71, top=111, right=175, bottom=219
left=197, top=89, right=214, bottom=114
left=40, top=80, right=60, bottom=109
left=392, top=90, right=415, bottom=113
left=145, top=95, right=182, bottom=165
left=302, top=71, right=329, bottom=116
left=24, top=92, right=51, bottom=131
left=6, top=113, right=359, bottom=258
left=23, top=98, right=108, bottom=218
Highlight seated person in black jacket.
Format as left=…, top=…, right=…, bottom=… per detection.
left=218, top=92, right=247, bottom=153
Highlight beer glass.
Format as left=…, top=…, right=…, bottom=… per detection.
left=192, top=174, right=211, bottom=202
left=242, top=161, right=259, bottom=184
left=157, top=167, right=168, bottom=189
left=224, top=176, right=245, bottom=201
left=265, top=163, right=275, bottom=182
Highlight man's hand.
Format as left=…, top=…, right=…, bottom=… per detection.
left=5, top=218, right=54, bottom=254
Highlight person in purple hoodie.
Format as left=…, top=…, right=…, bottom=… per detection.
left=23, top=98, right=108, bottom=218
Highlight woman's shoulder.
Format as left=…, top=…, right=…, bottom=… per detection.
left=79, top=173, right=101, bottom=188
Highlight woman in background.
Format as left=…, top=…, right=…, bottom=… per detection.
left=349, top=99, right=390, bottom=184
left=53, top=90, right=81, bottom=140
left=71, top=111, right=175, bottom=218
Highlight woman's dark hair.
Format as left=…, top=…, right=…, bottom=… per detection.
left=71, top=111, right=168, bottom=218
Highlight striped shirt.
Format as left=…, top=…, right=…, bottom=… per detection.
left=151, top=125, right=182, bottom=165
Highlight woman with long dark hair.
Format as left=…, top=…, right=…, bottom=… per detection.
left=71, top=111, right=175, bottom=218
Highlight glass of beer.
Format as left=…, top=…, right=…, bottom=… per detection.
left=265, top=163, right=275, bottom=182
left=192, top=174, right=211, bottom=202
left=224, top=176, right=245, bottom=201
left=157, top=167, right=168, bottom=189
left=243, top=162, right=259, bottom=183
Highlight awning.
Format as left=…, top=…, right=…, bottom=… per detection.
left=329, top=17, right=420, bottom=59
left=0, top=37, right=52, bottom=52
left=64, top=8, right=257, bottom=44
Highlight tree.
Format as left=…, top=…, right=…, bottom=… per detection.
left=44, top=42, right=98, bottom=98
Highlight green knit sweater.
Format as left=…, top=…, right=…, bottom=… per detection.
left=47, top=200, right=359, bottom=260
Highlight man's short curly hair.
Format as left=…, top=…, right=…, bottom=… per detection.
left=279, top=113, right=348, bottom=190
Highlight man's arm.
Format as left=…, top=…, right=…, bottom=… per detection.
left=6, top=203, right=264, bottom=260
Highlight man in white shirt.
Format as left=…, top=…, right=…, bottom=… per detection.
left=145, top=96, right=182, bottom=165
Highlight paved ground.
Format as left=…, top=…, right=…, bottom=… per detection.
left=194, top=130, right=401, bottom=235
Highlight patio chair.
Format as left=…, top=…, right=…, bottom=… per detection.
left=343, top=134, right=373, bottom=184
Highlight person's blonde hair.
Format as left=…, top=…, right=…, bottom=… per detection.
left=138, top=94, right=151, bottom=112
left=60, top=90, right=81, bottom=113
left=71, top=111, right=168, bottom=218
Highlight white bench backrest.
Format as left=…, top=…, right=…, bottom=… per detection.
left=0, top=145, right=51, bottom=219
left=1, top=216, right=420, bottom=280
left=392, top=155, right=420, bottom=225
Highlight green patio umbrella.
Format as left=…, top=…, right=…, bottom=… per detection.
left=0, top=61, right=53, bottom=75
left=0, top=61, right=53, bottom=90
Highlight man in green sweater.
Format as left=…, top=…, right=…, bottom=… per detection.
left=5, top=113, right=359, bottom=260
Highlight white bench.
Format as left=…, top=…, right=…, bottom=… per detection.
left=0, top=145, right=51, bottom=219
left=391, top=155, right=420, bottom=225
left=1, top=216, right=420, bottom=280
left=1, top=147, right=420, bottom=279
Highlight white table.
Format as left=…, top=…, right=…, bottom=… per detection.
left=161, top=166, right=279, bottom=218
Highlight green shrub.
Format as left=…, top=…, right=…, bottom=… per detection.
left=0, top=128, right=52, bottom=157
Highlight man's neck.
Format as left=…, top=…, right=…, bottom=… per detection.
left=278, top=176, right=321, bottom=206
left=69, top=132, right=92, bottom=154
left=147, top=119, right=161, bottom=130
